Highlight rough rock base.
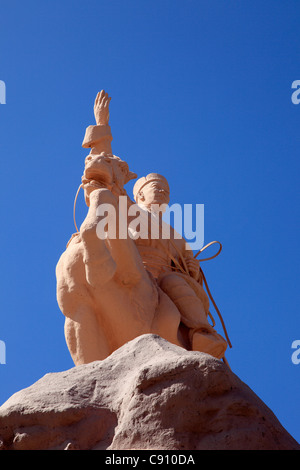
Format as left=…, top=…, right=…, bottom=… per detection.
left=0, top=334, right=298, bottom=450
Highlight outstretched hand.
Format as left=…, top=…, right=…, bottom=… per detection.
left=94, top=90, right=111, bottom=126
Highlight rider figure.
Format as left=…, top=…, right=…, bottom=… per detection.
left=132, top=174, right=228, bottom=359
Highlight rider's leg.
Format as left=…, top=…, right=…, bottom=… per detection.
left=158, top=273, right=227, bottom=359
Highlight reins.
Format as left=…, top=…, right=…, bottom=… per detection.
left=73, top=183, right=83, bottom=234
left=169, top=238, right=232, bottom=350
left=195, top=241, right=232, bottom=349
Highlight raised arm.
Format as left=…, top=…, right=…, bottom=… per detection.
left=94, top=90, right=111, bottom=126
left=82, top=90, right=113, bottom=154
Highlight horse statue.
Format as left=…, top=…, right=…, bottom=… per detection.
left=56, top=91, right=229, bottom=365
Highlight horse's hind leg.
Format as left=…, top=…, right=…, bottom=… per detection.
left=64, top=307, right=110, bottom=365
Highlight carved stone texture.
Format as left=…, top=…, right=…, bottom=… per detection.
left=56, top=91, right=229, bottom=366
left=0, top=335, right=298, bottom=450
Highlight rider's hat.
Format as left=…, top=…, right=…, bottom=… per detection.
left=133, top=173, right=169, bottom=201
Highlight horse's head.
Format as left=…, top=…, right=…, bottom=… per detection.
left=82, top=153, right=137, bottom=206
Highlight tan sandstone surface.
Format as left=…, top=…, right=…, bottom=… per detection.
left=0, top=334, right=298, bottom=450
left=56, top=90, right=230, bottom=366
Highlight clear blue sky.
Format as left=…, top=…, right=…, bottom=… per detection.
left=0, top=0, right=299, bottom=445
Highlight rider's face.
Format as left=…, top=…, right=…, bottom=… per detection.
left=140, top=181, right=170, bottom=207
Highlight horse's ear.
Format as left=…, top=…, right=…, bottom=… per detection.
left=125, top=171, right=137, bottom=183
left=117, top=159, right=137, bottom=184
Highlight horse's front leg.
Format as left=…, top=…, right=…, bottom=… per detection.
left=80, top=188, right=117, bottom=288
left=64, top=305, right=111, bottom=365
